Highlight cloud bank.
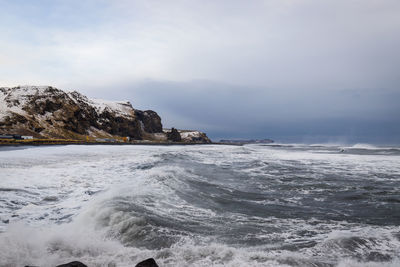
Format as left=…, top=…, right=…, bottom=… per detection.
left=1, top=0, right=399, bottom=143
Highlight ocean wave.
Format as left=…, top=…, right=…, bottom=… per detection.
left=1, top=144, right=399, bottom=266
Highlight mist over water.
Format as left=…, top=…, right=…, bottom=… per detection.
left=0, top=144, right=399, bottom=266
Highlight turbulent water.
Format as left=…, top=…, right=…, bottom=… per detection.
left=0, top=144, right=399, bottom=267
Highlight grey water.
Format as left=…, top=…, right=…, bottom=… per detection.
left=0, top=144, right=399, bottom=266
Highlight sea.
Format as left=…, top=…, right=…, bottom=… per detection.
left=0, top=144, right=399, bottom=267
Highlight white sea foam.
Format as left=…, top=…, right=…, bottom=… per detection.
left=0, top=144, right=399, bottom=266
left=350, top=143, right=381, bottom=149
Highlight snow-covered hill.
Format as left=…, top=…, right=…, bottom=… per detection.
left=0, top=86, right=210, bottom=142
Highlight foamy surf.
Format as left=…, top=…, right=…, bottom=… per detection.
left=0, top=144, right=399, bottom=266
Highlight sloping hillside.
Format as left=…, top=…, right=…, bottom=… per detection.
left=0, top=86, right=210, bottom=143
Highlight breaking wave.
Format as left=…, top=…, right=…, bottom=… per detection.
left=0, top=144, right=399, bottom=266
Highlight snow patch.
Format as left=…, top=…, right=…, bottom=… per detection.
left=0, top=86, right=136, bottom=122
left=68, top=90, right=135, bottom=117
left=90, top=98, right=134, bottom=117
left=180, top=130, right=202, bottom=140
left=0, top=86, right=60, bottom=116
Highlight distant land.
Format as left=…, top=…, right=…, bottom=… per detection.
left=219, top=139, right=274, bottom=144
left=0, top=86, right=210, bottom=144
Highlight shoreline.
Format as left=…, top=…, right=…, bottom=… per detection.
left=0, top=141, right=242, bottom=147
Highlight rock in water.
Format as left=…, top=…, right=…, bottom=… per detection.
left=135, top=258, right=159, bottom=267
left=56, top=261, right=87, bottom=267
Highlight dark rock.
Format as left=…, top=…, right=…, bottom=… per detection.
left=55, top=261, right=87, bottom=267
left=98, top=112, right=143, bottom=139
left=135, top=258, right=159, bottom=267
left=33, top=127, right=45, bottom=133
left=167, top=127, right=181, bottom=142
left=135, top=110, right=163, bottom=133
left=13, top=114, right=28, bottom=124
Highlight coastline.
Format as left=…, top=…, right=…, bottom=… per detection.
left=0, top=140, right=242, bottom=147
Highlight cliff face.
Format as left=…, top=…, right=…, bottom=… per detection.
left=0, top=86, right=210, bottom=143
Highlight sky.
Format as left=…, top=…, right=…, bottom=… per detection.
left=0, top=0, right=399, bottom=143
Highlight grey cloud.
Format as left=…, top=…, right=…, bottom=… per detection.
left=89, top=80, right=400, bottom=144
left=1, top=0, right=399, bottom=143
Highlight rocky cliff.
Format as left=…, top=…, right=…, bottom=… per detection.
left=0, top=86, right=210, bottom=143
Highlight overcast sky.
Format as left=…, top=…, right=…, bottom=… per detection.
left=1, top=0, right=399, bottom=143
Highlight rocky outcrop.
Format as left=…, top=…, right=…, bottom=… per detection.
left=135, top=258, right=159, bottom=267
left=166, top=127, right=182, bottom=142
left=0, top=86, right=211, bottom=143
left=134, top=110, right=162, bottom=133
left=179, top=130, right=211, bottom=143
left=55, top=261, right=87, bottom=267
left=27, top=258, right=159, bottom=267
